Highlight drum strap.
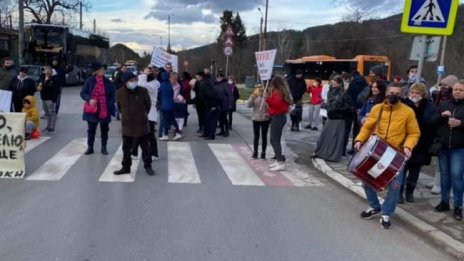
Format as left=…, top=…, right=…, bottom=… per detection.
left=372, top=107, right=384, bottom=136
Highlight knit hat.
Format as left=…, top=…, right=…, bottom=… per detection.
left=369, top=65, right=383, bottom=77
left=440, top=75, right=458, bottom=88
left=121, top=71, right=137, bottom=83
left=90, top=62, right=104, bottom=72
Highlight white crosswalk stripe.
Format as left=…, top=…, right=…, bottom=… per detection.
left=21, top=138, right=324, bottom=187
left=98, top=145, right=139, bottom=182
left=168, top=142, right=201, bottom=184
left=26, top=139, right=87, bottom=181
left=208, top=143, right=265, bottom=186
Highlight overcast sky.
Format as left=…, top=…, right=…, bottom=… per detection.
left=88, top=0, right=445, bottom=54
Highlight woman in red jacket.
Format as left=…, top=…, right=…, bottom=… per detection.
left=266, top=75, right=292, bottom=171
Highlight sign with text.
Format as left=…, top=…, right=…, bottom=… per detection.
left=255, top=49, right=277, bottom=81
left=0, top=113, right=26, bottom=179
left=150, top=47, right=179, bottom=72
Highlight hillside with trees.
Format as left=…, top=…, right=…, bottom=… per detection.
left=178, top=5, right=464, bottom=85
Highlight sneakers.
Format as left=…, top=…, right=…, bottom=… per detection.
left=47, top=128, right=55, bottom=134
left=431, top=186, right=441, bottom=195
left=145, top=167, right=155, bottom=176
left=113, top=167, right=130, bottom=175
left=311, top=127, right=318, bottom=131
left=269, top=162, right=285, bottom=171
left=380, top=216, right=392, bottom=229
left=268, top=161, right=278, bottom=168
left=304, top=125, right=311, bottom=129
left=360, top=207, right=380, bottom=219
left=405, top=193, right=414, bottom=203
left=251, top=152, right=258, bottom=159
left=173, top=133, right=183, bottom=141
left=454, top=208, right=463, bottom=221
left=434, top=201, right=450, bottom=212
left=159, top=135, right=169, bottom=141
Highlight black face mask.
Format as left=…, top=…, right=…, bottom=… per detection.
left=388, top=95, right=400, bottom=104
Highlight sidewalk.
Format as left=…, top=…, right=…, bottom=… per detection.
left=236, top=102, right=464, bottom=259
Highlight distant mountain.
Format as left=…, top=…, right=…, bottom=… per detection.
left=177, top=5, right=464, bottom=84
left=108, top=43, right=140, bottom=65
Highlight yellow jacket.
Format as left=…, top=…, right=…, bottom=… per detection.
left=22, top=95, right=39, bottom=130
left=355, top=101, right=420, bottom=150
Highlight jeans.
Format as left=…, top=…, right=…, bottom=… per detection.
left=160, top=110, right=179, bottom=136
left=438, top=148, right=464, bottom=208
left=270, top=114, right=287, bottom=162
left=253, top=120, right=270, bottom=153
left=307, top=104, right=321, bottom=128
left=25, top=120, right=35, bottom=134
left=42, top=100, right=57, bottom=130
left=363, top=169, right=404, bottom=217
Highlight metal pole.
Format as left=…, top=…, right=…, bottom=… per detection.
left=18, top=0, right=25, bottom=65
left=437, top=36, right=447, bottom=84
left=79, top=1, right=83, bottom=30
left=167, top=15, right=171, bottom=51
left=416, top=35, right=428, bottom=83
left=93, top=19, right=96, bottom=33
left=263, top=0, right=269, bottom=50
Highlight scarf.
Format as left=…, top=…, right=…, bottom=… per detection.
left=92, top=76, right=108, bottom=119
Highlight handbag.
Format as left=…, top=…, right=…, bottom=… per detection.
left=83, top=101, right=97, bottom=114
left=428, top=138, right=443, bottom=156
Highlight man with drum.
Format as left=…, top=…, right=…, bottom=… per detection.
left=353, top=82, right=420, bottom=229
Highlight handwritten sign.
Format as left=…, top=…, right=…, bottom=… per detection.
left=255, top=49, right=277, bottom=81
left=0, top=113, right=26, bottom=179
left=150, top=47, right=179, bottom=73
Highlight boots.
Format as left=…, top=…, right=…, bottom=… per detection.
left=84, top=147, right=94, bottom=155
left=113, top=167, right=130, bottom=175
left=405, top=184, right=415, bottom=202
left=251, top=151, right=258, bottom=159
left=101, top=146, right=108, bottom=155
left=261, top=152, right=266, bottom=159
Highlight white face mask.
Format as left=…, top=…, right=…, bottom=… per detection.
left=409, top=96, right=422, bottom=103
left=228, top=80, right=233, bottom=85
left=127, top=82, right=137, bottom=90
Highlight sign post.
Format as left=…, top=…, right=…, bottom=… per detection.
left=401, top=0, right=459, bottom=83
left=223, top=25, right=235, bottom=77
left=255, top=49, right=277, bottom=110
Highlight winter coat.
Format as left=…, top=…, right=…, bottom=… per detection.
left=346, top=75, right=368, bottom=109
left=247, top=95, right=270, bottom=122
left=326, top=88, right=353, bottom=120
left=157, top=72, right=175, bottom=111
left=22, top=95, right=39, bottom=130
left=116, top=86, right=151, bottom=137
left=403, top=98, right=435, bottom=165
left=266, top=90, right=290, bottom=116
left=431, top=99, right=464, bottom=149
left=214, top=79, right=232, bottom=112
left=39, top=75, right=60, bottom=102
left=80, top=76, right=115, bottom=123
left=199, top=79, right=219, bottom=110
left=138, top=74, right=159, bottom=122
left=229, top=83, right=240, bottom=112
left=0, top=67, right=16, bottom=90
left=355, top=101, right=420, bottom=150
left=9, top=76, right=36, bottom=112
left=359, top=97, right=383, bottom=124
left=287, top=76, right=306, bottom=103
left=307, top=85, right=323, bottom=105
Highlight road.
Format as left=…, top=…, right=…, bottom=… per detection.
left=0, top=86, right=455, bottom=261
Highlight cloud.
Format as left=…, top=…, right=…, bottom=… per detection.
left=332, top=0, right=404, bottom=14
left=110, top=18, right=123, bottom=23
left=144, top=0, right=261, bottom=24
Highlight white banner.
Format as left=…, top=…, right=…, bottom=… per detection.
left=0, top=90, right=12, bottom=112
left=0, top=113, right=26, bottom=179
left=150, top=47, right=179, bottom=73
left=255, top=49, right=277, bottom=81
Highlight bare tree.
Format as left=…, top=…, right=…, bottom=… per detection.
left=273, top=29, right=294, bottom=64
left=333, top=0, right=380, bottom=23
left=0, top=0, right=16, bottom=28
left=23, top=0, right=90, bottom=24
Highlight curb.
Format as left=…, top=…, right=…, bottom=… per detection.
left=312, top=158, right=464, bottom=259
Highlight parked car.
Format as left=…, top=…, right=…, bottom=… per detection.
left=126, top=65, right=138, bottom=75
left=105, top=66, right=117, bottom=81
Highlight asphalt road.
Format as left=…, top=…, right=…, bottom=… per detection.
left=0, top=86, right=455, bottom=261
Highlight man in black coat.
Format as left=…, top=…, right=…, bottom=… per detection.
left=214, top=72, right=233, bottom=137
left=9, top=67, right=37, bottom=112
left=287, top=69, right=307, bottom=131
left=114, top=72, right=155, bottom=176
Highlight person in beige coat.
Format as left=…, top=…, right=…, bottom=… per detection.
left=247, top=84, right=271, bottom=159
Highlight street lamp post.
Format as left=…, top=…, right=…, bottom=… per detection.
left=258, top=8, right=263, bottom=52
left=263, top=0, right=269, bottom=51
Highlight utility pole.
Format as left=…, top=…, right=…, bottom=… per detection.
left=167, top=15, right=171, bottom=52
left=79, top=1, right=83, bottom=29
left=93, top=19, right=96, bottom=33
left=18, top=0, right=25, bottom=65
left=437, top=36, right=447, bottom=84
left=258, top=8, right=263, bottom=51
left=263, top=0, right=269, bottom=50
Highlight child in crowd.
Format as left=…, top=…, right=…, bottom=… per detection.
left=305, top=78, right=323, bottom=130
left=22, top=95, right=39, bottom=140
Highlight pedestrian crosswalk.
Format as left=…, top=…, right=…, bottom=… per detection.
left=18, top=137, right=325, bottom=187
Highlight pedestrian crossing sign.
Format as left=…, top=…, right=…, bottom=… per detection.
left=401, top=0, right=459, bottom=35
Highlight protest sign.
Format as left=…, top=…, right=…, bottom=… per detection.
left=0, top=90, right=12, bottom=112
left=255, top=49, right=277, bottom=81
left=150, top=47, right=179, bottom=72
left=0, top=113, right=26, bottom=179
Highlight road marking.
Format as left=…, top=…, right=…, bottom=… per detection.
left=26, top=139, right=87, bottom=181
left=209, top=144, right=264, bottom=186
left=25, top=137, right=50, bottom=154
left=98, top=145, right=139, bottom=182
left=168, top=142, right=201, bottom=184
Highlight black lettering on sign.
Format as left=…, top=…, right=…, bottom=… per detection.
left=0, top=134, right=23, bottom=148
left=0, top=149, right=18, bottom=159
left=0, top=115, right=6, bottom=130
left=14, top=170, right=24, bottom=177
